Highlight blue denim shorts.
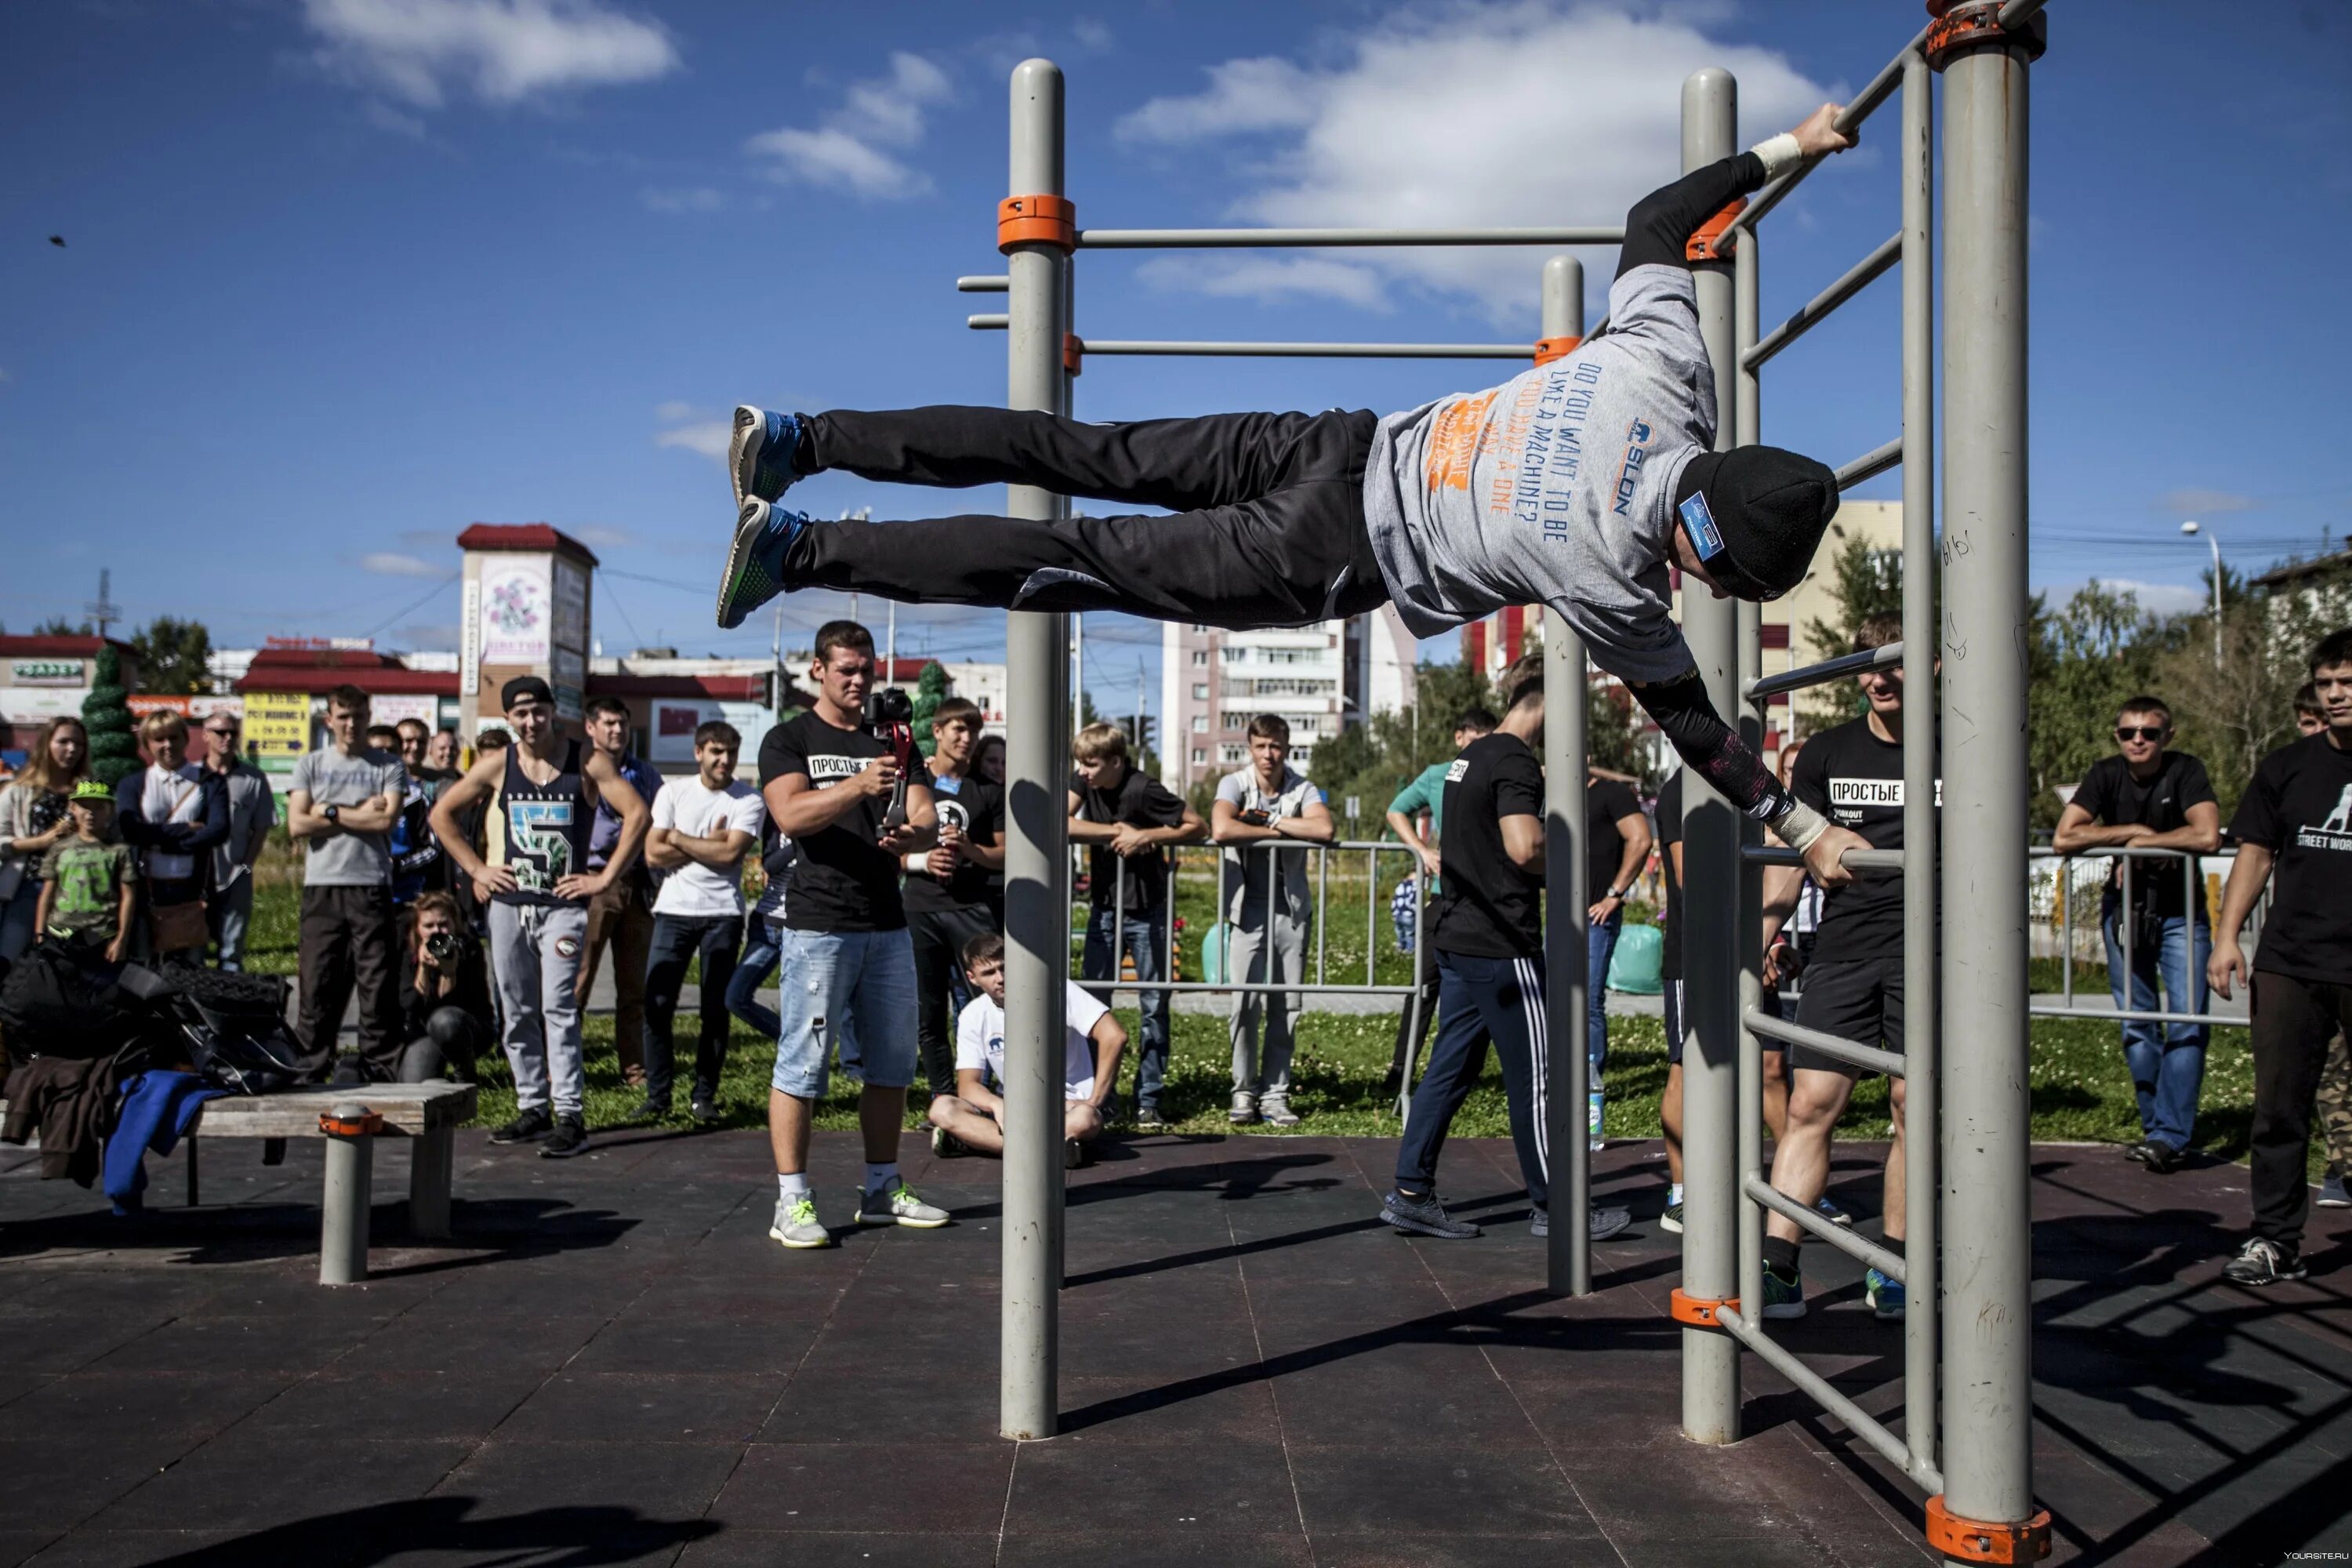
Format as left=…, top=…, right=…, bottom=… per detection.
left=771, top=927, right=918, bottom=1097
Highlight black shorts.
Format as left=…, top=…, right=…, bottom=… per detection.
left=1664, top=978, right=1788, bottom=1066
left=1789, top=955, right=1903, bottom=1076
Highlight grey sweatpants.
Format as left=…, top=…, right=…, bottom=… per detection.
left=490, top=899, right=590, bottom=1117
left=1229, top=910, right=1308, bottom=1100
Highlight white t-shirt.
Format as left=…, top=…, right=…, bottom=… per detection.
left=650, top=776, right=767, bottom=918
left=956, top=981, right=1111, bottom=1102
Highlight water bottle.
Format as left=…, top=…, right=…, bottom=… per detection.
left=1588, top=1090, right=1605, bottom=1152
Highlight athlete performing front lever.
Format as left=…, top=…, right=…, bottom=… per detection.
left=717, top=103, right=1868, bottom=884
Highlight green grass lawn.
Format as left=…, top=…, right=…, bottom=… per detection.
left=243, top=880, right=2292, bottom=1172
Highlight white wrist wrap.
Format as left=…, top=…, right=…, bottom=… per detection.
left=905, top=852, right=927, bottom=874
left=1775, top=800, right=1830, bottom=856
left=1752, top=132, right=1805, bottom=180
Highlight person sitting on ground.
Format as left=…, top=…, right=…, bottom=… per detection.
left=1381, top=706, right=1495, bottom=1093
left=714, top=103, right=1870, bottom=902
left=929, top=931, right=1127, bottom=1171
left=2052, top=695, right=2220, bottom=1175
left=1382, top=654, right=1631, bottom=1244
left=1212, top=714, right=1333, bottom=1127
left=34, top=781, right=134, bottom=965
left=2208, top=628, right=2352, bottom=1286
left=397, top=891, right=492, bottom=1083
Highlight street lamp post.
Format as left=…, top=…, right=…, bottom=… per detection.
left=2181, top=520, right=2220, bottom=666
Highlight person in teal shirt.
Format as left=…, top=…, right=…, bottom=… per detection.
left=1381, top=706, right=1495, bottom=1090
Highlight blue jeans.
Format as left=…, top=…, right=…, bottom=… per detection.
left=1083, top=902, right=1170, bottom=1112
left=207, top=874, right=254, bottom=971
left=771, top=927, right=913, bottom=1097
left=728, top=913, right=784, bottom=1040
left=2101, top=898, right=2210, bottom=1151
left=1586, top=910, right=1622, bottom=1123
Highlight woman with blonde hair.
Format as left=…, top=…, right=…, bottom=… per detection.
left=1, top=717, right=92, bottom=960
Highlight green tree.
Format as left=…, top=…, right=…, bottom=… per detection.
left=82, top=644, right=140, bottom=787
left=2025, top=583, right=2169, bottom=829
left=1797, top=533, right=1906, bottom=732
left=132, top=615, right=213, bottom=695
left=2158, top=558, right=2352, bottom=814
left=33, top=615, right=94, bottom=637
left=910, top=660, right=950, bottom=757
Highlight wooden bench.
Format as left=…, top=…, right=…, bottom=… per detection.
left=7, top=1081, right=477, bottom=1285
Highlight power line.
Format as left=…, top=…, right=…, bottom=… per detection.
left=594, top=569, right=646, bottom=652
left=358, top=571, right=461, bottom=641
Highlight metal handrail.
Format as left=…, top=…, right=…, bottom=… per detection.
left=1745, top=640, right=1902, bottom=700
left=1073, top=224, right=1624, bottom=250
left=1835, top=437, right=1905, bottom=492
left=2033, top=843, right=2250, bottom=1029
left=957, top=275, right=1010, bottom=292
left=1743, top=1174, right=1907, bottom=1279
left=1744, top=1009, right=1905, bottom=1079
left=1719, top=31, right=1929, bottom=249
left=1742, top=844, right=1907, bottom=873
left=1741, top=230, right=1903, bottom=372
left=1717, top=1306, right=1944, bottom=1490
left=1080, top=339, right=1533, bottom=360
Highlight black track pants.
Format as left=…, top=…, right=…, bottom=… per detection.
left=792, top=406, right=1392, bottom=629
left=2249, top=969, right=2352, bottom=1247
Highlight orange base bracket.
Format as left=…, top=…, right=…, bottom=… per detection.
left=1924, top=1497, right=2053, bottom=1564
left=318, top=1110, right=384, bottom=1138
left=1669, top=1288, right=1736, bottom=1327
left=1533, top=335, right=1582, bottom=365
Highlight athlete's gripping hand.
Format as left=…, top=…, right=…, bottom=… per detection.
left=1790, top=103, right=1854, bottom=158
left=1802, top=822, right=1869, bottom=889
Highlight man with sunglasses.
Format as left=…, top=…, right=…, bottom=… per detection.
left=200, top=710, right=276, bottom=971
left=713, top=106, right=1872, bottom=897
left=2053, top=696, right=2220, bottom=1174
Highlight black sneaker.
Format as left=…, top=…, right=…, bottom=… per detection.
left=490, top=1108, right=553, bottom=1145
left=1065, top=1138, right=1094, bottom=1170
left=619, top=1097, right=670, bottom=1126
left=2123, top=1140, right=2153, bottom=1163
left=539, top=1115, right=590, bottom=1160
left=1133, top=1104, right=1169, bottom=1131
left=1536, top=1206, right=1632, bottom=1241
left=689, top=1094, right=720, bottom=1127
left=931, top=1125, right=967, bottom=1160
left=2140, top=1140, right=2186, bottom=1174
left=2222, top=1236, right=2307, bottom=1287
left=329, top=1056, right=368, bottom=1088
left=1381, top=1189, right=1480, bottom=1240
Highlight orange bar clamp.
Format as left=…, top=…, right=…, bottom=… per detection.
left=1669, top=1288, right=1737, bottom=1327
left=1533, top=335, right=1582, bottom=365
left=1685, top=198, right=1747, bottom=263
left=999, top=194, right=1076, bottom=254
left=1925, top=1497, right=2053, bottom=1564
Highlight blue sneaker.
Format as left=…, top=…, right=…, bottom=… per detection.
left=1865, top=1266, right=1906, bottom=1320
left=716, top=497, right=811, bottom=630
left=1762, top=1263, right=1805, bottom=1319
left=731, top=406, right=802, bottom=506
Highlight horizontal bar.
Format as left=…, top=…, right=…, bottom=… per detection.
left=957, top=275, right=1009, bottom=292
left=968, top=313, right=1008, bottom=329
left=1722, top=33, right=1929, bottom=247
left=1746, top=640, right=1902, bottom=701
left=1742, top=230, right=1902, bottom=371
left=2031, top=846, right=2237, bottom=862
left=1742, top=1174, right=1908, bottom=1280
left=1741, top=845, right=1907, bottom=873
left=1717, top=1305, right=1943, bottom=1491
left=1074, top=225, right=1623, bottom=251
left=1080, top=339, right=1532, bottom=361
left=1835, top=437, right=1904, bottom=492
left=1744, top=1010, right=1907, bottom=1080
left=2028, top=1003, right=2248, bottom=1029
left=1099, top=981, right=1423, bottom=996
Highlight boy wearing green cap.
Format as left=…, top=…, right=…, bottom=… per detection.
left=35, top=781, right=135, bottom=964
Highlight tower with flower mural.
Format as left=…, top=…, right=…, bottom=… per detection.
left=456, top=524, right=598, bottom=737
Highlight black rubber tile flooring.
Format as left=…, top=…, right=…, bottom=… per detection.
left=2, top=1124, right=2348, bottom=1566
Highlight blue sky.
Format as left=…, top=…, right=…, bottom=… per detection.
left=4, top=0, right=2347, bottom=710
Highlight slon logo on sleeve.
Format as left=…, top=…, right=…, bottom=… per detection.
left=1610, top=420, right=1656, bottom=517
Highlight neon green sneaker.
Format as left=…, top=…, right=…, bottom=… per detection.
left=716, top=497, right=808, bottom=630
left=769, top=1194, right=829, bottom=1250
left=856, top=1178, right=950, bottom=1229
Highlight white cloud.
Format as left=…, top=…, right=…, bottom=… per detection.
left=1072, top=17, right=1115, bottom=53
left=2156, top=488, right=2255, bottom=517
left=640, top=185, right=724, bottom=213
left=745, top=52, right=951, bottom=201
left=362, top=550, right=447, bottom=578
left=1116, top=3, right=1838, bottom=322
left=652, top=399, right=698, bottom=423
left=398, top=622, right=464, bottom=649
left=362, top=99, right=428, bottom=138
left=1137, top=255, right=1392, bottom=313
left=303, top=0, right=679, bottom=109
left=2082, top=578, right=2210, bottom=617
left=655, top=419, right=731, bottom=460
left=569, top=524, right=634, bottom=548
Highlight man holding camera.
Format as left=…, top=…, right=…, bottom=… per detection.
left=756, top=620, right=949, bottom=1248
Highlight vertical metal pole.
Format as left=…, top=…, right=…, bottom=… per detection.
left=1900, top=44, right=1941, bottom=1486
left=1679, top=65, right=1742, bottom=1446
left=1000, top=55, right=1069, bottom=1443
left=1540, top=252, right=1592, bottom=1295
left=319, top=1105, right=373, bottom=1287
left=1732, top=216, right=1765, bottom=1337
left=1937, top=15, right=2036, bottom=1538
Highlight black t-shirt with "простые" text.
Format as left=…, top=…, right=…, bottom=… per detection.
left=2229, top=732, right=2352, bottom=987
left=1432, top=731, right=1546, bottom=960
left=758, top=712, right=905, bottom=933
left=2072, top=750, right=2216, bottom=921
left=1789, top=715, right=1938, bottom=963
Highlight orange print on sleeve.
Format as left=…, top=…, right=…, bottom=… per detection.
left=1425, top=391, right=1498, bottom=493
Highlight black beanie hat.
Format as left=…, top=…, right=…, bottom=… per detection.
left=1672, top=445, right=1839, bottom=601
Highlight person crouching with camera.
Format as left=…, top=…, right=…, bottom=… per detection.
left=399, top=891, right=493, bottom=1083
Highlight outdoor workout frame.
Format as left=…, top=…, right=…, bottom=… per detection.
left=983, top=9, right=2048, bottom=1556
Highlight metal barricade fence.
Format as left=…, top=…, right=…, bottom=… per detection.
left=2029, top=845, right=2259, bottom=1029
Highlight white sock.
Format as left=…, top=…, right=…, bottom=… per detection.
left=777, top=1172, right=810, bottom=1199
left=865, top=1162, right=899, bottom=1193
left=1670, top=1183, right=1684, bottom=1207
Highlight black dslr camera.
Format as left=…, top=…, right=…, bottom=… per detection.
left=865, top=686, right=918, bottom=832
left=424, top=930, right=469, bottom=967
